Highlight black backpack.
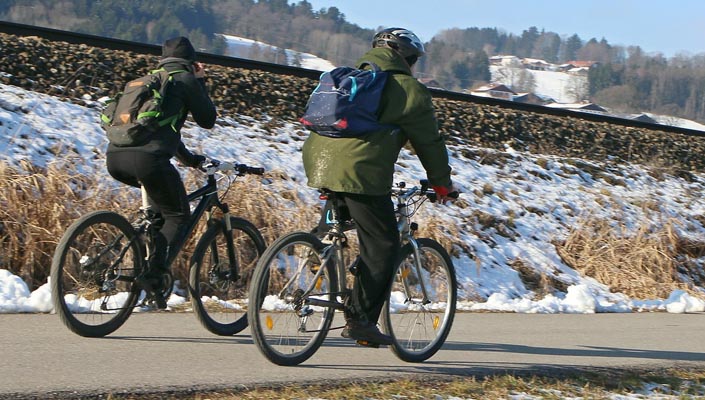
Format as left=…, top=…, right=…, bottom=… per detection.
left=299, top=62, right=398, bottom=138
left=100, top=67, right=186, bottom=147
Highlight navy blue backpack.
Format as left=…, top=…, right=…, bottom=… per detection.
left=300, top=62, right=398, bottom=137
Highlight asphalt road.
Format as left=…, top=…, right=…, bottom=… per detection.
left=2, top=312, right=705, bottom=398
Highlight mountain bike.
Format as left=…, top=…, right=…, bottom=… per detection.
left=51, top=159, right=267, bottom=338
left=247, top=180, right=457, bottom=366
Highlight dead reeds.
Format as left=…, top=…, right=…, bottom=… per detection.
left=0, top=161, right=321, bottom=289
left=0, top=160, right=132, bottom=287
left=555, top=216, right=705, bottom=299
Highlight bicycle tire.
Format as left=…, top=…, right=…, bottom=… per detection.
left=189, top=216, right=266, bottom=336
left=247, top=232, right=337, bottom=366
left=382, top=237, right=457, bottom=362
left=50, top=210, right=143, bottom=337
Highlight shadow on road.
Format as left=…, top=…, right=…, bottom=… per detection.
left=102, top=334, right=253, bottom=345
left=441, top=341, right=705, bottom=362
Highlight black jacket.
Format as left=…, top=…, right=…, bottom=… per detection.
left=106, top=57, right=216, bottom=163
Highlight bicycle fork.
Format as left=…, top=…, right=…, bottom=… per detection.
left=404, top=236, right=432, bottom=305
left=218, top=210, right=240, bottom=282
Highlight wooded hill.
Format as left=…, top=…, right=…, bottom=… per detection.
left=2, top=0, right=705, bottom=124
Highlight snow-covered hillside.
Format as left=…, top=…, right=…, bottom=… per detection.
left=219, top=34, right=335, bottom=71
left=490, top=65, right=586, bottom=104
left=2, top=81, right=705, bottom=314
left=489, top=65, right=705, bottom=131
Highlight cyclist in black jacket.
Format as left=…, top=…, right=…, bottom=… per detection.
left=105, top=36, right=216, bottom=308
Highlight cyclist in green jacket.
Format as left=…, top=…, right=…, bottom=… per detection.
left=302, top=27, right=457, bottom=346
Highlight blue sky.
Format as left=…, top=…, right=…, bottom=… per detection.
left=300, top=0, right=705, bottom=57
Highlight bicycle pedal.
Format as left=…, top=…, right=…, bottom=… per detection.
left=355, top=340, right=380, bottom=348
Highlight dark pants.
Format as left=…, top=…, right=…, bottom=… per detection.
left=325, top=193, right=400, bottom=324
left=106, top=151, right=190, bottom=270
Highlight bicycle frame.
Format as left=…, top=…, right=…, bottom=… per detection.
left=294, top=183, right=436, bottom=312
left=136, top=161, right=260, bottom=280
left=283, top=194, right=350, bottom=313
left=392, top=184, right=433, bottom=304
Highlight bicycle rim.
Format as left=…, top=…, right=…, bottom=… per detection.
left=248, top=232, right=335, bottom=366
left=383, top=238, right=457, bottom=362
left=50, top=211, right=141, bottom=337
left=190, top=217, right=265, bottom=336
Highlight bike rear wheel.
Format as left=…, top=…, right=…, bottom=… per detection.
left=382, top=238, right=457, bottom=362
left=247, top=232, right=336, bottom=366
left=51, top=211, right=143, bottom=337
left=190, top=216, right=266, bottom=336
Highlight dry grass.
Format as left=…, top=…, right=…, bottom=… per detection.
left=101, top=368, right=705, bottom=399
left=5, top=158, right=705, bottom=303
left=510, top=258, right=569, bottom=297
left=555, top=216, right=705, bottom=299
left=0, top=160, right=134, bottom=287
left=0, top=161, right=319, bottom=290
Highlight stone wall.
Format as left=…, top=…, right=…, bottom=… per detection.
left=2, top=32, right=704, bottom=174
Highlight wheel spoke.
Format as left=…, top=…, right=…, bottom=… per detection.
left=51, top=211, right=141, bottom=337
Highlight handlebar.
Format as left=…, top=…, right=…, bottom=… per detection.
left=392, top=179, right=459, bottom=203
left=203, top=159, right=265, bottom=177
left=392, top=180, right=436, bottom=202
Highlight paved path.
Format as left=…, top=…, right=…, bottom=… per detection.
left=2, top=312, right=705, bottom=398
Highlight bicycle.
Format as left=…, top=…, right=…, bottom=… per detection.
left=247, top=180, right=457, bottom=366
left=50, top=159, right=267, bottom=338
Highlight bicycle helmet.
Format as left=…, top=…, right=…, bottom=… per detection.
left=372, top=27, right=425, bottom=66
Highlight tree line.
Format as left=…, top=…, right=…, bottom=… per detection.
left=2, top=0, right=705, bottom=123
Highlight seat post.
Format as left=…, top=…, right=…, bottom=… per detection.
left=140, top=186, right=151, bottom=212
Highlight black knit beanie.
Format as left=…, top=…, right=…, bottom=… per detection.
left=162, top=36, right=196, bottom=61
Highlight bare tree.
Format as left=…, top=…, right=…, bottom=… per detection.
left=493, top=66, right=534, bottom=93
left=565, top=75, right=589, bottom=102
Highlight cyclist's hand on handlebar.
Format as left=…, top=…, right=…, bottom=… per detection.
left=432, top=184, right=460, bottom=205
left=186, top=154, right=206, bottom=169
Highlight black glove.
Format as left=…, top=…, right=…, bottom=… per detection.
left=185, top=153, right=206, bottom=168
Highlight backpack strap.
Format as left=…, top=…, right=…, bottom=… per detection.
left=142, top=68, right=189, bottom=132
left=349, top=61, right=385, bottom=102
left=357, top=61, right=382, bottom=72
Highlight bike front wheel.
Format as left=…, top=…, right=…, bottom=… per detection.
left=382, top=238, right=457, bottom=362
left=189, top=216, right=266, bottom=336
left=51, top=211, right=143, bottom=337
left=247, top=232, right=337, bottom=366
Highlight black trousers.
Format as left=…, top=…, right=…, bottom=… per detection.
left=106, top=151, right=190, bottom=270
left=327, top=193, right=400, bottom=324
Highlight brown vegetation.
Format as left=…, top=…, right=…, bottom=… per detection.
left=0, top=160, right=318, bottom=290
left=555, top=217, right=705, bottom=299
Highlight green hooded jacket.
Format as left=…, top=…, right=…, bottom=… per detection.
left=302, top=47, right=452, bottom=195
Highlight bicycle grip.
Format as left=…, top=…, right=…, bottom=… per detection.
left=247, top=166, right=265, bottom=175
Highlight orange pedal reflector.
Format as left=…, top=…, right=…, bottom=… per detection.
left=266, top=315, right=274, bottom=330
left=433, top=315, right=440, bottom=330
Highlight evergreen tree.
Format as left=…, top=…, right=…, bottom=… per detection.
left=517, top=26, right=540, bottom=58
left=588, top=63, right=622, bottom=95
left=469, top=50, right=491, bottom=83
left=562, top=34, right=582, bottom=61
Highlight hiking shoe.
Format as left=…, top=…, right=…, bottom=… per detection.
left=136, top=273, right=168, bottom=310
left=137, top=290, right=168, bottom=310
left=341, top=320, right=393, bottom=346
left=150, top=293, right=168, bottom=310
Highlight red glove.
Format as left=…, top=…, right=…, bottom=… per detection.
left=432, top=184, right=460, bottom=204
